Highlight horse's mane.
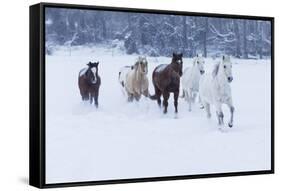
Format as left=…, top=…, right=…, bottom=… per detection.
left=133, top=61, right=139, bottom=71
left=212, top=63, right=220, bottom=78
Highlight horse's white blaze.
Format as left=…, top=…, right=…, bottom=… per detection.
left=199, top=55, right=234, bottom=128
left=91, top=67, right=96, bottom=74
left=91, top=67, right=97, bottom=84
left=181, top=56, right=205, bottom=111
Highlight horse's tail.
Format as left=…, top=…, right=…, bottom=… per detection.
left=118, top=71, right=121, bottom=82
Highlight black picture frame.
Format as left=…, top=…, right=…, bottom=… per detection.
left=30, top=2, right=275, bottom=189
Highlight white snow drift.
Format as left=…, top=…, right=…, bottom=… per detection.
left=45, top=46, right=271, bottom=183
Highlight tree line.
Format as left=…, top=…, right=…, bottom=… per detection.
left=46, top=8, right=271, bottom=58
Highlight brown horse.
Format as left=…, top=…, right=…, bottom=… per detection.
left=150, top=53, right=183, bottom=113
left=78, top=62, right=101, bottom=107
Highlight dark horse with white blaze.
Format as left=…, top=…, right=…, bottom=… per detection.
left=78, top=62, right=101, bottom=107
left=150, top=53, right=183, bottom=114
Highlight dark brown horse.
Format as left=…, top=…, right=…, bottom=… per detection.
left=78, top=62, right=101, bottom=107
left=150, top=53, right=183, bottom=114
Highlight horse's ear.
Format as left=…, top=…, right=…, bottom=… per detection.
left=196, top=54, right=199, bottom=57
left=96, top=62, right=99, bottom=66
left=173, top=52, right=176, bottom=57
left=212, top=64, right=219, bottom=78
left=87, top=62, right=91, bottom=67
left=179, top=53, right=183, bottom=57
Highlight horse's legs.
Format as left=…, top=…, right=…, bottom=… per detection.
left=174, top=91, right=179, bottom=113
left=190, top=91, right=195, bottom=103
left=127, top=94, right=134, bottom=102
left=186, top=89, right=192, bottom=112
left=183, top=90, right=188, bottom=101
left=226, top=101, right=235, bottom=128
left=162, top=91, right=170, bottom=114
left=204, top=102, right=211, bottom=118
left=215, top=104, right=224, bottom=125
left=143, top=89, right=149, bottom=97
left=81, top=90, right=89, bottom=101
left=134, top=94, right=141, bottom=101
left=154, top=87, right=162, bottom=107
left=82, top=95, right=86, bottom=101
left=89, top=94, right=93, bottom=105
left=93, top=90, right=99, bottom=108
left=198, top=95, right=204, bottom=109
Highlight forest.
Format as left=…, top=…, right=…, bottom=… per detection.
left=45, top=8, right=271, bottom=58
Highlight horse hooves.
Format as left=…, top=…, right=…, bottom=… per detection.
left=228, top=123, right=233, bottom=128
left=163, top=110, right=167, bottom=114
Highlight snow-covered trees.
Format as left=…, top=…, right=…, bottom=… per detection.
left=45, top=8, right=271, bottom=58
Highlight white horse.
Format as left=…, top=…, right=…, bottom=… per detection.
left=125, top=56, right=149, bottom=101
left=199, top=55, right=235, bottom=128
left=181, top=55, right=205, bottom=111
left=118, top=65, right=133, bottom=95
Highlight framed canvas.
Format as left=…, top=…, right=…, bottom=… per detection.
left=29, top=2, right=274, bottom=188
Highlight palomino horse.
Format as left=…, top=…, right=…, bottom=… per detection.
left=78, top=62, right=101, bottom=107
left=182, top=54, right=205, bottom=111
left=125, top=56, right=149, bottom=101
left=199, top=55, right=235, bottom=128
left=150, top=53, right=183, bottom=114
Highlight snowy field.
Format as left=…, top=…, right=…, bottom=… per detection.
left=45, top=46, right=271, bottom=183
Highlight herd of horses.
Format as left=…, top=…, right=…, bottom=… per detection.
left=78, top=53, right=235, bottom=128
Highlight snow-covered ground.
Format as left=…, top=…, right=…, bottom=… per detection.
left=45, top=46, right=271, bottom=183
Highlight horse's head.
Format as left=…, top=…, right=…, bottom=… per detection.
left=86, top=61, right=99, bottom=84
left=172, top=52, right=183, bottom=76
left=136, top=56, right=148, bottom=74
left=193, top=54, right=205, bottom=75
left=221, top=55, right=233, bottom=83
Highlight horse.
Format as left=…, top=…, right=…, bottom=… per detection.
left=181, top=54, right=205, bottom=111
left=150, top=53, right=183, bottom=114
left=118, top=65, right=134, bottom=95
left=78, top=61, right=101, bottom=107
left=124, top=56, right=149, bottom=101
left=199, top=55, right=235, bottom=128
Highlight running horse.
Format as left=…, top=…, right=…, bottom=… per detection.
left=78, top=62, right=101, bottom=107
left=150, top=53, right=183, bottom=114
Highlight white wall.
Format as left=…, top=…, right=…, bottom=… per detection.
left=0, top=0, right=279, bottom=190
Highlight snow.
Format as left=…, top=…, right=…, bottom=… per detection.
left=155, top=64, right=168, bottom=73
left=79, top=68, right=87, bottom=77
left=45, top=46, right=271, bottom=184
